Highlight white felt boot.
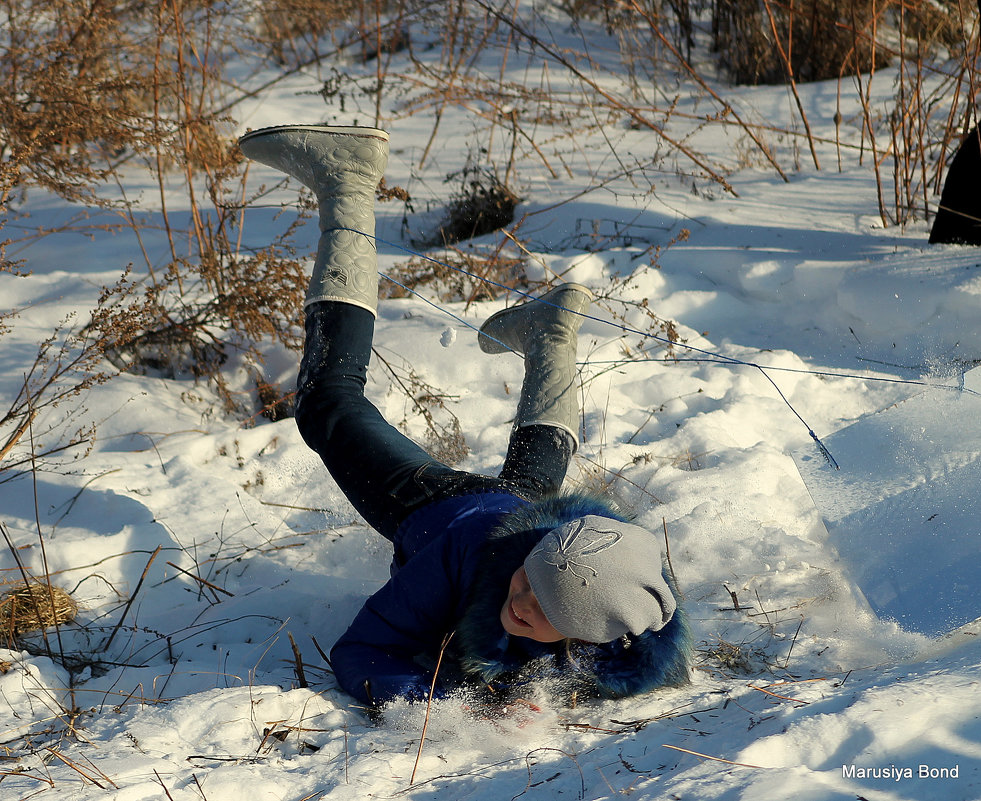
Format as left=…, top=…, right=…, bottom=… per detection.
left=238, top=125, right=389, bottom=315
left=478, top=283, right=593, bottom=443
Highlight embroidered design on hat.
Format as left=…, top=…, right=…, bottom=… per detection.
left=537, top=517, right=622, bottom=585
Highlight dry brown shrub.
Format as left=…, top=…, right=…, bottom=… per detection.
left=435, top=166, right=522, bottom=246
left=904, top=0, right=977, bottom=51
left=371, top=351, right=470, bottom=465
left=712, top=0, right=889, bottom=85
left=0, top=0, right=348, bottom=431
left=382, top=249, right=525, bottom=304
left=560, top=0, right=695, bottom=59
left=0, top=0, right=163, bottom=203
left=258, top=0, right=360, bottom=63
left=255, top=375, right=295, bottom=422
left=257, top=0, right=407, bottom=65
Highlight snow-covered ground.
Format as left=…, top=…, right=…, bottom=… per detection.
left=2, top=9, right=981, bottom=800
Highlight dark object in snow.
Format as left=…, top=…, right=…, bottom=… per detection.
left=930, top=127, right=981, bottom=246
left=437, top=165, right=520, bottom=245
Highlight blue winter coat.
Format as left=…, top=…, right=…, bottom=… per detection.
left=329, top=490, right=692, bottom=707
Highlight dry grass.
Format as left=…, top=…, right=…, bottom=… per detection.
left=0, top=582, right=78, bottom=644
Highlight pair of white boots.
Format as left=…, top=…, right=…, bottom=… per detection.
left=238, top=124, right=591, bottom=443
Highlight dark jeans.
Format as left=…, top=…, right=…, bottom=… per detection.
left=294, top=302, right=575, bottom=541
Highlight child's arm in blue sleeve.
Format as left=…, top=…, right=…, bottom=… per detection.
left=330, top=535, right=466, bottom=707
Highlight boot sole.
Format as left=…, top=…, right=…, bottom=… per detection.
left=238, top=124, right=389, bottom=147
left=478, top=283, right=593, bottom=354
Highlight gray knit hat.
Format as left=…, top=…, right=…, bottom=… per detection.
left=523, top=515, right=677, bottom=643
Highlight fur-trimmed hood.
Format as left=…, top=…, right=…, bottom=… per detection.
left=453, top=492, right=693, bottom=700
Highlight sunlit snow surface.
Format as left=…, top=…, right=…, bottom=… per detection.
left=796, top=367, right=981, bottom=637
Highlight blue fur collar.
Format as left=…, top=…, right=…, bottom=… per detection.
left=453, top=492, right=692, bottom=700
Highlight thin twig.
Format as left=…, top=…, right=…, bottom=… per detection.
left=257, top=500, right=332, bottom=513
left=0, top=410, right=36, bottom=463
left=310, top=635, right=333, bottom=670
left=102, top=545, right=162, bottom=652
left=44, top=748, right=114, bottom=788
left=760, top=0, right=820, bottom=170
left=723, top=584, right=741, bottom=612
left=288, top=632, right=308, bottom=688
left=165, top=561, right=234, bottom=598
left=152, top=769, right=175, bottom=800
left=0, top=522, right=40, bottom=608
left=754, top=589, right=773, bottom=627
left=26, top=383, right=56, bottom=659
left=0, top=771, right=54, bottom=786
left=783, top=616, right=805, bottom=669
left=662, top=744, right=767, bottom=769
left=749, top=684, right=810, bottom=705
left=410, top=631, right=454, bottom=786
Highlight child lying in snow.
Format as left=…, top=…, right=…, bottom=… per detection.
left=238, top=124, right=692, bottom=710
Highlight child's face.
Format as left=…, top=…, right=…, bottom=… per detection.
left=500, top=566, right=564, bottom=642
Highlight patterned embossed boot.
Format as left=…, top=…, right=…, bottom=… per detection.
left=238, top=124, right=389, bottom=315
left=478, top=283, right=593, bottom=445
